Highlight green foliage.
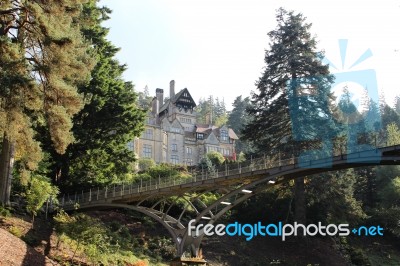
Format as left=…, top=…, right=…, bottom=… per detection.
left=198, top=157, right=215, bottom=173
left=206, top=151, right=225, bottom=166
left=133, top=163, right=191, bottom=188
left=349, top=248, right=371, bottom=266
left=243, top=8, right=336, bottom=154
left=9, top=225, right=23, bottom=238
left=26, top=175, right=59, bottom=219
left=138, top=158, right=156, bottom=172
left=379, top=177, right=400, bottom=207
left=382, top=104, right=400, bottom=129
left=199, top=192, right=219, bottom=206
left=147, top=163, right=189, bottom=179
left=227, top=96, right=255, bottom=155
left=54, top=211, right=119, bottom=264
left=196, top=96, right=227, bottom=125
left=1, top=0, right=94, bottom=204
left=306, top=170, right=366, bottom=224
left=369, top=206, right=400, bottom=237
left=0, top=205, right=11, bottom=217
left=387, top=123, right=400, bottom=146
left=233, top=184, right=293, bottom=224
left=236, top=152, right=247, bottom=163
left=214, top=113, right=228, bottom=127
left=54, top=211, right=171, bottom=265
left=138, top=85, right=153, bottom=110
left=53, top=0, right=146, bottom=189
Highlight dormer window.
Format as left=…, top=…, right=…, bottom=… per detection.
left=220, top=130, right=228, bottom=141
left=197, top=133, right=204, bottom=140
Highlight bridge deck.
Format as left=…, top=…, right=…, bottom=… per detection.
left=61, top=145, right=400, bottom=210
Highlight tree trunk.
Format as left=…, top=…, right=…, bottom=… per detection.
left=0, top=134, right=15, bottom=206
left=294, top=177, right=306, bottom=223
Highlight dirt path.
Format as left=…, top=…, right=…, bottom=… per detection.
left=0, top=228, right=59, bottom=266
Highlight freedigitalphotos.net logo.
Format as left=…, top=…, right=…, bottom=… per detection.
left=188, top=220, right=384, bottom=241
left=287, top=39, right=382, bottom=168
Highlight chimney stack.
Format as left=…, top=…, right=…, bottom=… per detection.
left=156, top=88, right=164, bottom=109
left=151, top=97, right=159, bottom=115
left=170, top=80, right=175, bottom=100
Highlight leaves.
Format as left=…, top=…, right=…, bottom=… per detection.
left=243, top=8, right=336, bottom=153
left=26, top=175, right=59, bottom=217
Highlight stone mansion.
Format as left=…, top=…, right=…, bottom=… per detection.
left=130, top=80, right=238, bottom=165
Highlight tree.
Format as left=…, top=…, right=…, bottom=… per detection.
left=227, top=96, right=255, bottom=155
left=26, top=175, right=59, bottom=227
left=196, top=97, right=211, bottom=124
left=306, top=170, right=366, bottom=224
left=0, top=1, right=93, bottom=204
left=381, top=104, right=400, bottom=129
left=138, top=85, right=152, bottom=110
left=387, top=123, right=400, bottom=146
left=198, top=157, right=215, bottom=174
left=242, top=8, right=337, bottom=223
left=54, top=1, right=146, bottom=189
left=196, top=96, right=228, bottom=126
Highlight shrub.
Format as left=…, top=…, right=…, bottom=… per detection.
left=9, top=226, right=23, bottom=238
left=0, top=206, right=11, bottom=217
left=138, top=158, right=156, bottom=172
left=205, top=151, right=225, bottom=166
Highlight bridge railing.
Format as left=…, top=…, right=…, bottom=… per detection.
left=61, top=142, right=400, bottom=208
left=60, top=154, right=301, bottom=208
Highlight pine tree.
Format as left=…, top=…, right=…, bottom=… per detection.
left=381, top=104, right=400, bottom=129
left=0, top=1, right=93, bottom=204
left=243, top=8, right=336, bottom=152
left=242, top=8, right=337, bottom=223
left=306, top=169, right=366, bottom=224
left=55, top=0, right=146, bottom=188
left=138, top=85, right=152, bottom=110
left=227, top=96, right=255, bottom=155
left=196, top=96, right=228, bottom=126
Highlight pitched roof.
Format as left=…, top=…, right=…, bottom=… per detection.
left=159, top=99, right=170, bottom=114
left=195, top=124, right=215, bottom=133
left=158, top=88, right=196, bottom=115
left=228, top=128, right=239, bottom=140
left=173, top=88, right=196, bottom=106
left=195, top=124, right=239, bottom=139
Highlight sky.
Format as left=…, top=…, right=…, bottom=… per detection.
left=99, top=0, right=400, bottom=110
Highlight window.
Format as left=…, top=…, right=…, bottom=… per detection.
left=171, top=127, right=180, bottom=133
left=186, top=147, right=192, bottom=154
left=172, top=144, right=178, bottom=151
left=223, top=149, right=230, bottom=156
left=220, top=130, right=228, bottom=141
left=143, top=128, right=153, bottom=139
left=127, top=141, right=134, bottom=151
left=143, top=144, right=152, bottom=158
left=186, top=159, right=193, bottom=166
left=197, top=133, right=204, bottom=140
left=171, top=155, right=179, bottom=164
left=207, top=146, right=220, bottom=153
left=180, top=117, right=192, bottom=124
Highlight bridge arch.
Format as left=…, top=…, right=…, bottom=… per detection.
left=61, top=145, right=400, bottom=258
